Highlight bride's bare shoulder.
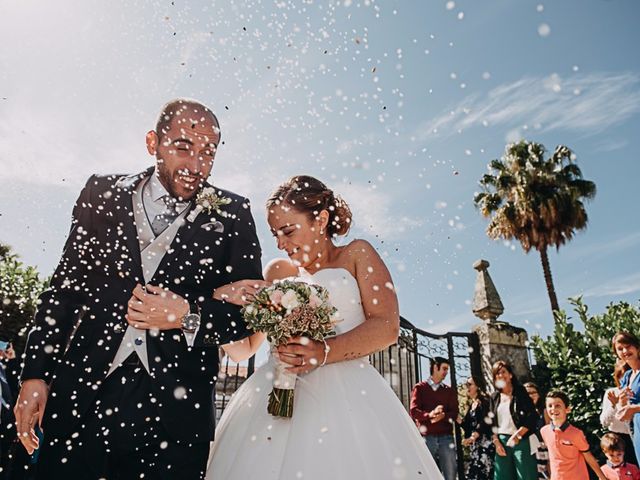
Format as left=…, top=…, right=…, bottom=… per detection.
left=263, top=258, right=299, bottom=282
left=341, top=239, right=378, bottom=258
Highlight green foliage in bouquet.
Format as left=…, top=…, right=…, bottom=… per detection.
left=531, top=297, right=640, bottom=456
left=241, top=279, right=337, bottom=417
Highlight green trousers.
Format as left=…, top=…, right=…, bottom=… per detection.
left=494, top=434, right=538, bottom=480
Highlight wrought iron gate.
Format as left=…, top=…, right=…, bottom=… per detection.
left=369, top=317, right=482, bottom=479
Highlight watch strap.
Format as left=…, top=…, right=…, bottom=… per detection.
left=189, top=301, right=200, bottom=315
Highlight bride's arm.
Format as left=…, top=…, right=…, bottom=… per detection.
left=278, top=240, right=400, bottom=372
left=320, top=240, right=400, bottom=361
left=222, top=332, right=266, bottom=363
left=222, top=258, right=299, bottom=362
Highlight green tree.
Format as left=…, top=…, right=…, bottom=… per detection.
left=531, top=298, right=640, bottom=452
left=0, top=243, right=48, bottom=356
left=474, top=140, right=596, bottom=314
left=0, top=244, right=11, bottom=259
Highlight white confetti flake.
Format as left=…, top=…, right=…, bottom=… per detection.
left=173, top=386, right=187, bottom=400
left=538, top=23, right=551, bottom=37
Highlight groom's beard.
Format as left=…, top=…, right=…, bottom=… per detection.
left=156, top=163, right=203, bottom=201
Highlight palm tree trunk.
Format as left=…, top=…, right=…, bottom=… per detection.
left=539, top=246, right=560, bottom=314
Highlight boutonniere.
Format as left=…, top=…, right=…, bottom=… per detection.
left=187, top=187, right=232, bottom=223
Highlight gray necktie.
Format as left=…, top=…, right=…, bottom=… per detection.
left=151, top=195, right=181, bottom=236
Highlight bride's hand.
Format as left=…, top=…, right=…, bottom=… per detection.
left=277, top=336, right=325, bottom=374
left=212, top=279, right=269, bottom=306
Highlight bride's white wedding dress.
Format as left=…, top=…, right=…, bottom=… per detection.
left=207, top=268, right=443, bottom=480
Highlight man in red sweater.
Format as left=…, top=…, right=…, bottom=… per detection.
left=410, top=357, right=459, bottom=480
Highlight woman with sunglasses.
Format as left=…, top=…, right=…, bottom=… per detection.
left=460, top=376, right=494, bottom=480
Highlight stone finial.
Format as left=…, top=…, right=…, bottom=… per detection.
left=472, top=259, right=504, bottom=322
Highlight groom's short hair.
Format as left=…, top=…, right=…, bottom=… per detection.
left=155, top=98, right=221, bottom=140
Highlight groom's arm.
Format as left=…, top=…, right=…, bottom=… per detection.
left=194, top=197, right=263, bottom=347
left=21, top=177, right=95, bottom=384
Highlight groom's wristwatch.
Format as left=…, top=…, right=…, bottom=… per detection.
left=181, top=301, right=201, bottom=334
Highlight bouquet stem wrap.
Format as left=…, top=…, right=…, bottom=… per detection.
left=268, top=345, right=298, bottom=417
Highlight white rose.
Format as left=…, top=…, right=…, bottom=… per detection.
left=280, top=290, right=300, bottom=311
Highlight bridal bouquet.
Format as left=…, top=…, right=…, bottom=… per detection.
left=242, top=279, right=337, bottom=418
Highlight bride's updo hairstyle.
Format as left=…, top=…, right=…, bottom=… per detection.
left=267, top=175, right=353, bottom=238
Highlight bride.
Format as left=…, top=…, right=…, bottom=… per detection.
left=207, top=175, right=443, bottom=480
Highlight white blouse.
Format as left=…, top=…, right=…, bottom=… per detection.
left=496, top=393, right=518, bottom=435
left=600, top=387, right=631, bottom=435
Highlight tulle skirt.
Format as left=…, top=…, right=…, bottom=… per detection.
left=206, top=357, right=443, bottom=480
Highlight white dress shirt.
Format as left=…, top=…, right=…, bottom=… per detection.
left=142, top=172, right=190, bottom=227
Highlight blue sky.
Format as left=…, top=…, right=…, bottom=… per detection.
left=1, top=0, right=639, bottom=340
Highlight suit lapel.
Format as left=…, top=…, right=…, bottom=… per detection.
left=112, top=168, right=154, bottom=283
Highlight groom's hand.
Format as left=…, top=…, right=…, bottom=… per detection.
left=15, top=379, right=48, bottom=454
left=126, top=284, right=189, bottom=330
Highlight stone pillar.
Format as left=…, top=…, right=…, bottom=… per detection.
left=471, top=260, right=531, bottom=391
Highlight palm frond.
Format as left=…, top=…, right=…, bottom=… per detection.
left=475, top=139, right=596, bottom=255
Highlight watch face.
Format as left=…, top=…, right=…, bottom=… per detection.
left=182, top=313, right=201, bottom=332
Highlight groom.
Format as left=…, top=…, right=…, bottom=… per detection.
left=14, top=99, right=263, bottom=478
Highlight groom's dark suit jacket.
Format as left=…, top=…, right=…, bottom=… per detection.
left=21, top=168, right=262, bottom=443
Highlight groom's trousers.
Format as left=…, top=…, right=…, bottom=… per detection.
left=35, top=356, right=209, bottom=479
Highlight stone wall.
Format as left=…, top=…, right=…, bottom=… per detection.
left=473, top=320, right=531, bottom=391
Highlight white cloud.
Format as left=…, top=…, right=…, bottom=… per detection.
left=415, top=72, right=640, bottom=140
left=579, top=272, right=640, bottom=299
left=567, top=231, right=640, bottom=261
left=593, top=138, right=629, bottom=153
left=424, top=310, right=476, bottom=334
left=0, top=102, right=145, bottom=187
left=341, top=182, right=422, bottom=241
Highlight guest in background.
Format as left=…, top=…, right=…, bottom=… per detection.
left=524, top=381, right=550, bottom=479
left=612, top=332, right=640, bottom=463
left=524, top=382, right=550, bottom=426
left=600, top=432, right=640, bottom=480
left=541, top=390, right=607, bottom=480
left=459, top=376, right=493, bottom=480
left=0, top=340, right=16, bottom=478
left=410, top=357, right=459, bottom=480
left=490, top=360, right=538, bottom=480
left=600, top=360, right=636, bottom=465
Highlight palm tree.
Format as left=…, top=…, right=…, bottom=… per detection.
left=474, top=140, right=596, bottom=314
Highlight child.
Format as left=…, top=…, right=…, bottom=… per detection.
left=540, top=390, right=607, bottom=480
left=600, top=432, right=640, bottom=480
